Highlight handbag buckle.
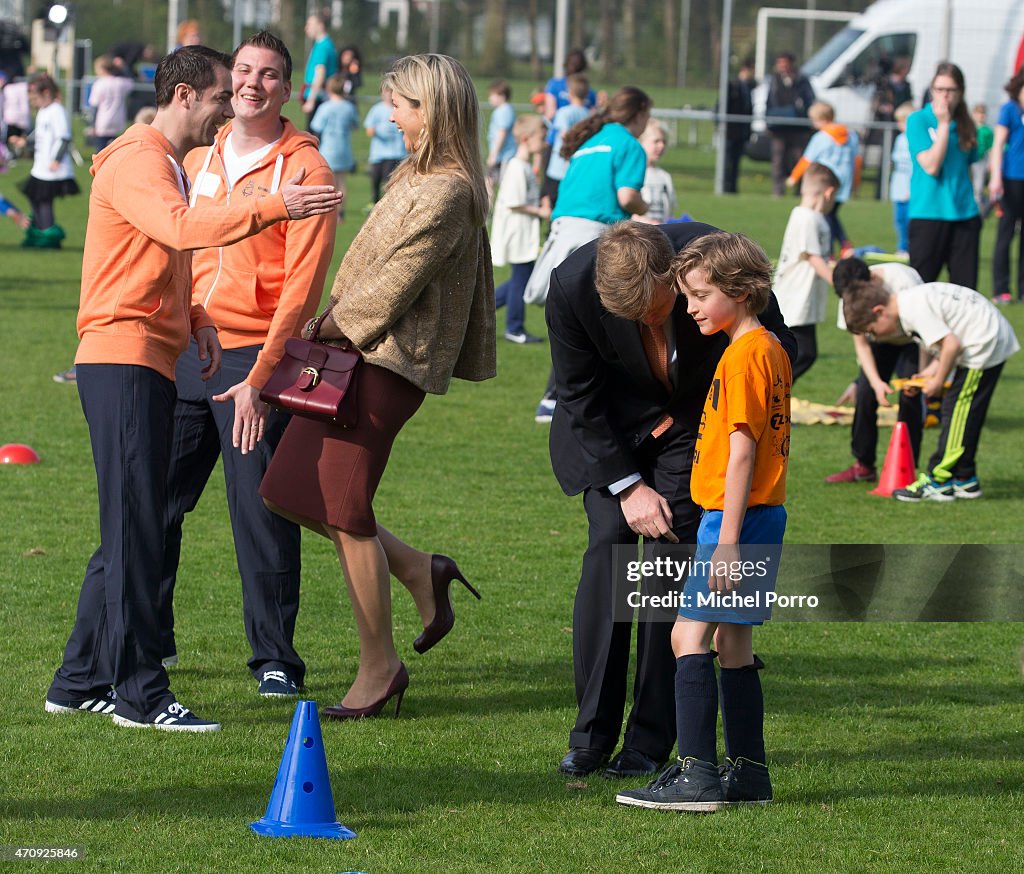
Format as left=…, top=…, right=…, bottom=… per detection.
left=299, top=366, right=321, bottom=390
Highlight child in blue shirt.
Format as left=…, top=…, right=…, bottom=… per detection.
left=889, top=102, right=914, bottom=256
left=990, top=66, right=1024, bottom=303
left=541, top=73, right=590, bottom=212
left=486, top=80, right=516, bottom=190
left=311, top=73, right=359, bottom=220
left=787, top=100, right=861, bottom=255
left=363, top=86, right=407, bottom=204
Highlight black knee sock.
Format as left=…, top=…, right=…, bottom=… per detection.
left=674, top=653, right=718, bottom=764
left=719, top=657, right=766, bottom=763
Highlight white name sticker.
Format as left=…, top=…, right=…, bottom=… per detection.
left=196, top=173, right=221, bottom=199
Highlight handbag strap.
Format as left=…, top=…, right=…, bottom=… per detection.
left=307, top=307, right=334, bottom=342
left=308, top=306, right=353, bottom=351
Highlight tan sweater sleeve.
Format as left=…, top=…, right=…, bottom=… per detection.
left=324, top=177, right=469, bottom=347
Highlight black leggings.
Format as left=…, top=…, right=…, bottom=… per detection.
left=30, top=196, right=55, bottom=230
left=992, top=177, right=1024, bottom=298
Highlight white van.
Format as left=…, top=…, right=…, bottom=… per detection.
left=749, top=0, right=1024, bottom=155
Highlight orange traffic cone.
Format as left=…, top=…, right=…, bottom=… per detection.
left=870, top=421, right=916, bottom=497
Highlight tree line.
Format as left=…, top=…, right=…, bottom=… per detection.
left=65, top=0, right=869, bottom=87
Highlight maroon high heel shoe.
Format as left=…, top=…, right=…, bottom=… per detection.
left=322, top=663, right=409, bottom=721
left=413, top=554, right=481, bottom=654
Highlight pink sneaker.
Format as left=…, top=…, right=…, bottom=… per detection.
left=825, top=462, right=877, bottom=484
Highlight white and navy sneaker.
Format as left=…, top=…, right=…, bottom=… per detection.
left=953, top=476, right=983, bottom=499
left=45, top=688, right=117, bottom=716
left=535, top=398, right=556, bottom=423
left=112, top=700, right=220, bottom=733
left=504, top=330, right=544, bottom=345
left=258, top=670, right=299, bottom=698
left=892, top=475, right=955, bottom=503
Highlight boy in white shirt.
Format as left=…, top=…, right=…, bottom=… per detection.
left=773, top=162, right=837, bottom=382
left=843, top=280, right=1019, bottom=501
left=491, top=114, right=551, bottom=344
left=635, top=118, right=677, bottom=224
left=827, top=258, right=926, bottom=483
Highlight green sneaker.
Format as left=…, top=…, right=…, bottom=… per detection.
left=892, top=475, right=954, bottom=503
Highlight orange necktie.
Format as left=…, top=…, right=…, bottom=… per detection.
left=640, top=320, right=674, bottom=438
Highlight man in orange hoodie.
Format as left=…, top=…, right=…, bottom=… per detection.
left=45, top=46, right=341, bottom=733
left=158, top=32, right=336, bottom=698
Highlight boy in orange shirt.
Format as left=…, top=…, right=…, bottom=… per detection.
left=617, top=232, right=791, bottom=812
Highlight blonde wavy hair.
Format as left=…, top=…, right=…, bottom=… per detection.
left=672, top=232, right=773, bottom=316
left=383, top=54, right=489, bottom=226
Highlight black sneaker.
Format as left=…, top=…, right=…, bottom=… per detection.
left=45, top=688, right=117, bottom=717
left=615, top=757, right=724, bottom=812
left=112, top=700, right=220, bottom=733
left=720, top=756, right=773, bottom=805
left=258, top=669, right=299, bottom=698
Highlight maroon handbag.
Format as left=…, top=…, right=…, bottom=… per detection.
left=259, top=309, right=362, bottom=427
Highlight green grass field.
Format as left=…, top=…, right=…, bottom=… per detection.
left=1, top=112, right=1022, bottom=872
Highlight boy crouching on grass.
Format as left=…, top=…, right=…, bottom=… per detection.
left=616, top=232, right=791, bottom=812
left=843, top=280, right=1019, bottom=502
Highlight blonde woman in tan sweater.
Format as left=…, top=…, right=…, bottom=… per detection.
left=261, top=54, right=496, bottom=719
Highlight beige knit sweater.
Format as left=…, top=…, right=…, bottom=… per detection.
left=320, top=171, right=496, bottom=395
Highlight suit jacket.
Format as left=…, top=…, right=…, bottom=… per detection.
left=546, top=221, right=797, bottom=497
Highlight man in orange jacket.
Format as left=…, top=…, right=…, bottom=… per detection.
left=158, top=32, right=336, bottom=698
left=45, top=45, right=341, bottom=733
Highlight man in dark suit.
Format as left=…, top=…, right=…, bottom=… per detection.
left=547, top=221, right=796, bottom=778
left=766, top=51, right=815, bottom=197
left=724, top=57, right=756, bottom=194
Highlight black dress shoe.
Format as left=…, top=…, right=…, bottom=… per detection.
left=558, top=747, right=611, bottom=776
left=603, top=746, right=663, bottom=779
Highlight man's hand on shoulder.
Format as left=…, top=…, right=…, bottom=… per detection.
left=281, top=168, right=344, bottom=219
left=212, top=381, right=269, bottom=455
left=194, top=326, right=222, bottom=381
left=619, top=481, right=679, bottom=543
